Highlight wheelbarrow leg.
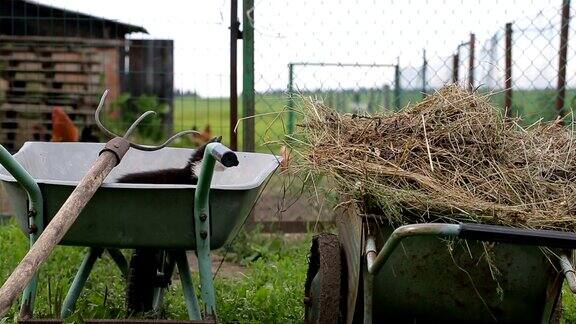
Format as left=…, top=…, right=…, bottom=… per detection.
left=106, top=249, right=128, bottom=278
left=363, top=266, right=373, bottom=324
left=173, top=251, right=201, bottom=320
left=61, top=247, right=103, bottom=318
left=19, top=274, right=38, bottom=319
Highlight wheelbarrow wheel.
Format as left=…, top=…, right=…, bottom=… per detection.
left=126, top=249, right=161, bottom=314
left=304, top=233, right=343, bottom=324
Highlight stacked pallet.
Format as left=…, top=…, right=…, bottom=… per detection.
left=0, top=36, right=120, bottom=152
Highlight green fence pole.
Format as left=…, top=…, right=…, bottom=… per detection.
left=242, top=0, right=255, bottom=152
left=287, top=63, right=295, bottom=135
left=394, top=62, right=401, bottom=110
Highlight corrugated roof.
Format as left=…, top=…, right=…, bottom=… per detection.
left=1, top=0, right=148, bottom=38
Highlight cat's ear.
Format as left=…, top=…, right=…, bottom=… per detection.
left=210, top=136, right=222, bottom=143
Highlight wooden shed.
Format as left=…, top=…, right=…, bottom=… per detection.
left=0, top=0, right=174, bottom=152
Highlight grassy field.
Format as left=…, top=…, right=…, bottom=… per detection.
left=172, top=94, right=287, bottom=153
left=0, top=220, right=308, bottom=323
left=2, top=220, right=576, bottom=323
left=171, top=88, right=576, bottom=154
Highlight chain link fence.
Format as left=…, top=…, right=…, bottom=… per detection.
left=247, top=0, right=576, bottom=226
left=1, top=1, right=576, bottom=228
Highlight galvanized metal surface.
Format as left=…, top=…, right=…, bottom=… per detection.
left=369, top=224, right=561, bottom=323
left=0, top=142, right=280, bottom=249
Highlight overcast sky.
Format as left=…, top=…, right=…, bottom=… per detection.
left=32, top=1, right=571, bottom=96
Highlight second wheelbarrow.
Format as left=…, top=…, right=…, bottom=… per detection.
left=305, top=209, right=576, bottom=323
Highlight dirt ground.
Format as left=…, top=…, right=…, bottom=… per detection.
left=251, top=175, right=335, bottom=223
left=186, top=252, right=247, bottom=279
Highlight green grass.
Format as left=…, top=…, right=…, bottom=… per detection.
left=4, top=219, right=576, bottom=322
left=0, top=220, right=308, bottom=323
left=172, top=94, right=287, bottom=153
left=171, top=88, right=576, bottom=154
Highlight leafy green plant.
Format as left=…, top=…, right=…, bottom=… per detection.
left=111, top=93, right=168, bottom=141
left=223, top=226, right=287, bottom=264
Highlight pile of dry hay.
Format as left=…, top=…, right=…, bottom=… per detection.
left=290, top=85, right=576, bottom=231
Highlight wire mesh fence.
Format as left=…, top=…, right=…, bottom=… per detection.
left=248, top=0, right=576, bottom=224
left=2, top=0, right=576, bottom=227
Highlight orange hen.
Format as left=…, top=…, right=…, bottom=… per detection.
left=192, top=124, right=212, bottom=147
left=51, top=107, right=79, bottom=142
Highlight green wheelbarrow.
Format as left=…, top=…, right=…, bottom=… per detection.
left=305, top=210, right=576, bottom=323
left=0, top=140, right=280, bottom=322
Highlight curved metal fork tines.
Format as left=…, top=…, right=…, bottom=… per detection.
left=95, top=90, right=199, bottom=151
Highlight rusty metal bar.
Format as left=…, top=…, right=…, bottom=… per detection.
left=452, top=53, right=459, bottom=83
left=421, top=49, right=427, bottom=98
left=230, top=0, right=240, bottom=150
left=505, top=22, right=513, bottom=118
left=556, top=0, right=571, bottom=123
left=468, top=33, right=475, bottom=91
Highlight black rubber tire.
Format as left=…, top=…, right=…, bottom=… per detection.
left=304, top=233, right=342, bottom=324
left=126, top=248, right=160, bottom=314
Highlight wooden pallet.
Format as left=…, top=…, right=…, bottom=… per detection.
left=0, top=36, right=121, bottom=152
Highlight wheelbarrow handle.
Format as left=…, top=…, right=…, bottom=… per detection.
left=366, top=223, right=576, bottom=275
left=207, top=143, right=239, bottom=168
left=459, top=223, right=576, bottom=249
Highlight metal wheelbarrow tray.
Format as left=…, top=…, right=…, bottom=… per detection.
left=0, top=141, right=280, bottom=249
left=305, top=208, right=576, bottom=324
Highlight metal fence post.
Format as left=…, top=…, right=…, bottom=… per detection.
left=242, top=0, right=255, bottom=152
left=287, top=63, right=295, bottom=135
left=505, top=22, right=513, bottom=118
left=421, top=49, right=427, bottom=99
left=452, top=53, right=459, bottom=83
left=468, top=33, right=475, bottom=91
left=394, top=61, right=401, bottom=109
left=556, top=0, right=571, bottom=122
left=230, top=0, right=240, bottom=151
